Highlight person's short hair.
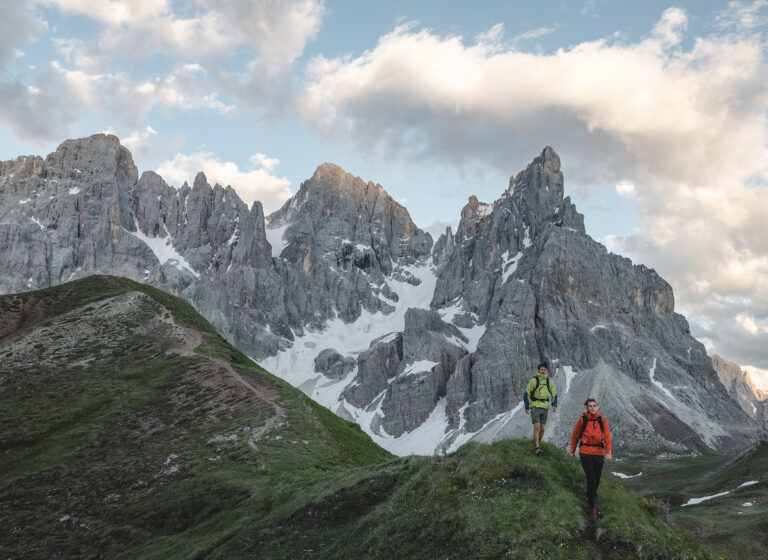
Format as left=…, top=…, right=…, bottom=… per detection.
left=537, top=362, right=548, bottom=370
left=584, top=398, right=597, bottom=407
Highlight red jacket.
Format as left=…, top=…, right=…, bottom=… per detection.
left=570, top=412, right=611, bottom=456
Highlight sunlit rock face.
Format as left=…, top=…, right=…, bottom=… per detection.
left=712, top=354, right=768, bottom=431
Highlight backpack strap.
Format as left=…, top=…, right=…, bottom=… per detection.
left=578, top=414, right=588, bottom=444
left=530, top=376, right=552, bottom=402
left=578, top=415, right=605, bottom=448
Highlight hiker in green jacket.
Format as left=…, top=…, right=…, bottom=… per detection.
left=524, top=362, right=557, bottom=456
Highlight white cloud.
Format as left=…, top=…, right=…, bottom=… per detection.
left=600, top=234, right=622, bottom=254
left=198, top=0, right=324, bottom=69
left=32, top=0, right=324, bottom=137
left=156, top=151, right=292, bottom=212
left=43, top=0, right=324, bottom=71
left=650, top=6, right=687, bottom=47
left=421, top=218, right=457, bottom=240
left=514, top=26, right=557, bottom=42
left=39, top=0, right=168, bottom=26
left=298, top=9, right=768, bottom=368
left=0, top=3, right=47, bottom=67
left=249, top=153, right=280, bottom=173
left=117, top=125, right=164, bottom=161
left=615, top=181, right=635, bottom=197
left=736, top=313, right=768, bottom=335
left=743, top=364, right=768, bottom=392
left=716, top=0, right=768, bottom=30
left=49, top=61, right=234, bottom=124
left=122, top=125, right=157, bottom=149
left=0, top=66, right=80, bottom=142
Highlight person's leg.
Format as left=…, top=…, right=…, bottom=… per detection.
left=531, top=408, right=548, bottom=450
left=532, top=422, right=541, bottom=447
left=592, top=455, right=605, bottom=509
left=580, top=454, right=598, bottom=509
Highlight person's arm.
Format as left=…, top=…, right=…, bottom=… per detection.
left=603, top=417, right=612, bottom=460
left=523, top=379, right=533, bottom=413
left=569, top=417, right=582, bottom=457
left=550, top=380, right=557, bottom=411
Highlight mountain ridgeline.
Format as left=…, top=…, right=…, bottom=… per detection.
left=0, top=134, right=763, bottom=456
left=0, top=278, right=722, bottom=559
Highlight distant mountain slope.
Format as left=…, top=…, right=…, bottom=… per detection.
left=607, top=442, right=768, bottom=560
left=0, top=276, right=719, bottom=559
left=1, top=135, right=762, bottom=456
left=712, top=354, right=768, bottom=430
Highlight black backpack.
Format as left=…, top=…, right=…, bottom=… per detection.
left=578, top=415, right=605, bottom=448
left=529, top=376, right=553, bottom=402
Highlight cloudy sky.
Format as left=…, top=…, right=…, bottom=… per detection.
left=1, top=0, right=767, bottom=387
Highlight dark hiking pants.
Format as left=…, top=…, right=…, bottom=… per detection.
left=579, top=453, right=605, bottom=509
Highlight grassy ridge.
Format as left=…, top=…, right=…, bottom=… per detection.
left=234, top=439, right=715, bottom=560
left=0, top=276, right=392, bottom=558
left=0, top=276, right=722, bottom=559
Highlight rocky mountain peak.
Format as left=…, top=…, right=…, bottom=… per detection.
left=313, top=161, right=355, bottom=181
left=307, top=162, right=384, bottom=196
left=508, top=145, right=563, bottom=199
left=455, top=195, right=493, bottom=243
left=47, top=133, right=136, bottom=181
left=193, top=171, right=209, bottom=191
left=539, top=145, right=561, bottom=174
left=502, top=145, right=584, bottom=235
left=268, top=162, right=431, bottom=257
left=713, top=355, right=768, bottom=432
left=712, top=354, right=768, bottom=419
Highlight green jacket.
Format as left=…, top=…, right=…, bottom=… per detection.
left=524, top=373, right=557, bottom=410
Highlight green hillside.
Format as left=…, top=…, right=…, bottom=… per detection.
left=0, top=276, right=720, bottom=559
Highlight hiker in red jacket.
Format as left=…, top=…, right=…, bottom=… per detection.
left=570, top=398, right=612, bottom=520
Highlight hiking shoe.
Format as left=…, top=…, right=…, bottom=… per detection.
left=535, top=447, right=543, bottom=456
left=589, top=508, right=597, bottom=520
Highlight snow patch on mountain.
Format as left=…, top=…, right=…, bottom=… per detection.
left=447, top=401, right=526, bottom=453
left=500, top=250, right=520, bottom=284
left=563, top=366, right=578, bottom=393
left=681, top=484, right=758, bottom=507
left=261, top=263, right=438, bottom=448
left=127, top=219, right=199, bottom=278
left=401, top=360, right=440, bottom=377
left=612, top=471, right=643, bottom=479
left=265, top=224, right=289, bottom=257
left=649, top=358, right=676, bottom=402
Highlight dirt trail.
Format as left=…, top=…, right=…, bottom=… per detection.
left=169, top=327, right=203, bottom=356
left=168, top=321, right=285, bottom=449
left=210, top=356, right=286, bottom=450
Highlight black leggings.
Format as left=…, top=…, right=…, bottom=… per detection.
left=579, top=453, right=605, bottom=509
